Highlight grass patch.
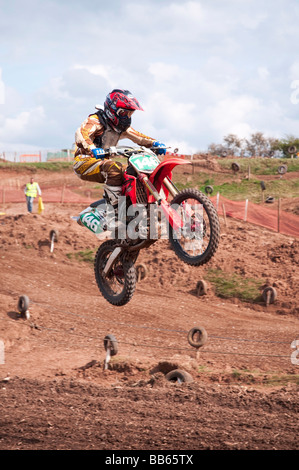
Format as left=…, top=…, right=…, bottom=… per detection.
left=207, top=178, right=299, bottom=201
left=173, top=173, right=299, bottom=202
left=66, top=249, right=95, bottom=263
left=203, top=179, right=259, bottom=200
left=0, top=161, right=73, bottom=172
left=231, top=370, right=299, bottom=386
left=230, top=370, right=299, bottom=386
left=217, top=157, right=299, bottom=175
left=197, top=366, right=299, bottom=386
left=264, top=374, right=299, bottom=386
left=205, top=268, right=262, bottom=302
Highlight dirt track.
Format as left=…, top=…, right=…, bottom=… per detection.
left=0, top=167, right=298, bottom=451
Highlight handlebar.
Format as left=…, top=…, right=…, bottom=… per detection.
left=102, top=145, right=161, bottom=158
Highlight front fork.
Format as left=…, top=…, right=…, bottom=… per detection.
left=162, top=176, right=179, bottom=198
left=137, top=174, right=182, bottom=231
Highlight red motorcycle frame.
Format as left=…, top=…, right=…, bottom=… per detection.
left=80, top=146, right=220, bottom=306
left=122, top=154, right=190, bottom=232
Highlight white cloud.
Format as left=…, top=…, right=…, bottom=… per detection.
left=0, top=106, right=46, bottom=145
left=289, top=61, right=299, bottom=81
left=148, top=63, right=181, bottom=84
left=73, top=64, right=112, bottom=85
left=0, top=69, right=5, bottom=105
left=257, top=66, right=269, bottom=80
left=0, top=0, right=299, bottom=153
left=206, top=94, right=261, bottom=138
left=168, top=1, right=203, bottom=22
left=290, top=80, right=299, bottom=105
left=144, top=91, right=196, bottom=131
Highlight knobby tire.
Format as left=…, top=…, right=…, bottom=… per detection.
left=94, top=240, right=136, bottom=306
left=169, top=188, right=220, bottom=266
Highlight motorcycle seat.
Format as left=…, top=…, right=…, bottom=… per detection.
left=90, top=198, right=106, bottom=208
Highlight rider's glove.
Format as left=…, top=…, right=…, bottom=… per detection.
left=152, top=141, right=166, bottom=155
left=92, top=148, right=106, bottom=159
left=108, top=146, right=117, bottom=156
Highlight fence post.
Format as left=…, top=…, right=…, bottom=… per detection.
left=244, top=199, right=248, bottom=222
left=216, top=192, right=220, bottom=212
left=222, top=203, right=227, bottom=227
left=61, top=184, right=65, bottom=203
left=278, top=198, right=281, bottom=233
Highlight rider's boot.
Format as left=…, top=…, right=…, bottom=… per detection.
left=103, top=185, right=126, bottom=235
left=103, top=185, right=122, bottom=207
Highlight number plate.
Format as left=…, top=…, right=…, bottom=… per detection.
left=80, top=211, right=105, bottom=234
left=129, top=154, right=160, bottom=172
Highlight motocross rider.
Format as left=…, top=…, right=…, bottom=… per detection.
left=73, top=89, right=166, bottom=205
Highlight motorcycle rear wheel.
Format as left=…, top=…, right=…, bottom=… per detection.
left=94, top=240, right=136, bottom=306
left=169, top=188, right=220, bottom=266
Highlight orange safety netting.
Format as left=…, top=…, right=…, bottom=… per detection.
left=210, top=195, right=299, bottom=238
left=0, top=187, right=92, bottom=205
left=1, top=187, right=298, bottom=237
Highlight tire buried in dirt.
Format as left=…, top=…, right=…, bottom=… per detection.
left=103, top=334, right=118, bottom=356
left=136, top=263, right=148, bottom=282
left=196, top=280, right=208, bottom=296
left=262, top=286, right=277, bottom=304
left=17, top=295, right=29, bottom=314
left=94, top=240, right=136, bottom=306
left=165, top=369, right=193, bottom=383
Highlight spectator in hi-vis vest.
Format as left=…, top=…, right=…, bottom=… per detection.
left=24, top=177, right=41, bottom=213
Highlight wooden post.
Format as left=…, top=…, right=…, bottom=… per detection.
left=190, top=155, right=194, bottom=175
left=216, top=192, right=220, bottom=212
left=61, top=184, right=65, bottom=203
left=244, top=199, right=248, bottom=222
left=277, top=198, right=281, bottom=233
left=248, top=165, right=251, bottom=180
left=222, top=203, right=227, bottom=227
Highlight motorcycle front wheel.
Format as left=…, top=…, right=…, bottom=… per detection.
left=169, top=188, right=220, bottom=266
left=94, top=240, right=136, bottom=306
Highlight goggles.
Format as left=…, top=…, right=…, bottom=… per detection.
left=117, top=108, right=135, bottom=118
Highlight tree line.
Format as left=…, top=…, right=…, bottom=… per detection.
left=207, top=133, right=299, bottom=158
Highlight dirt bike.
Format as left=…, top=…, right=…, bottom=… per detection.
left=77, top=145, right=220, bottom=306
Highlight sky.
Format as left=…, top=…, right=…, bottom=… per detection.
left=0, top=0, right=299, bottom=155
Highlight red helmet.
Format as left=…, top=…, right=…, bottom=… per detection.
left=104, top=89, right=143, bottom=132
